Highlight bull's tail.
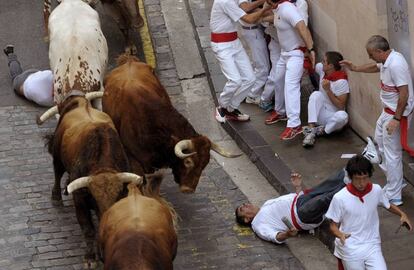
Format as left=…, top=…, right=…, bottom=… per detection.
left=43, top=132, right=55, bottom=155
left=43, top=0, right=52, bottom=39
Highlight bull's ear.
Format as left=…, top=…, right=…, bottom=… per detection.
left=143, top=170, right=166, bottom=197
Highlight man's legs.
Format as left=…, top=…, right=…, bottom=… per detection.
left=229, top=43, right=256, bottom=110
left=296, top=169, right=346, bottom=224
left=324, top=111, right=348, bottom=134
left=4, top=45, right=23, bottom=82
left=212, top=41, right=243, bottom=110
left=375, top=112, right=403, bottom=204
left=342, top=247, right=387, bottom=270
left=241, top=28, right=269, bottom=100
left=284, top=54, right=304, bottom=128
left=260, top=38, right=281, bottom=111
left=272, top=55, right=287, bottom=115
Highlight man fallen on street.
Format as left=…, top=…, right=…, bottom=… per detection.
left=325, top=155, right=412, bottom=270
left=302, top=51, right=350, bottom=147
left=3, top=44, right=54, bottom=107
left=235, top=168, right=349, bottom=244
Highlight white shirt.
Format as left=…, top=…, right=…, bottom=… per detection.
left=23, top=70, right=54, bottom=107
left=295, top=0, right=309, bottom=25
left=315, top=63, right=350, bottom=111
left=210, top=0, right=246, bottom=33
left=274, top=1, right=305, bottom=52
left=377, top=50, right=414, bottom=116
left=325, top=184, right=390, bottom=261
left=252, top=193, right=322, bottom=244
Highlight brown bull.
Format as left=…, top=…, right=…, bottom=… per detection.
left=46, top=94, right=141, bottom=269
left=99, top=172, right=177, bottom=270
left=102, top=55, right=240, bottom=194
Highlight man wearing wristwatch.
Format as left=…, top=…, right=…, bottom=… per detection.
left=262, top=0, right=316, bottom=140
left=341, top=35, right=414, bottom=206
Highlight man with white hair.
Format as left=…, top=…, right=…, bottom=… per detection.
left=341, top=35, right=414, bottom=206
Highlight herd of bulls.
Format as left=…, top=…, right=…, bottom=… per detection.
left=37, top=0, right=240, bottom=269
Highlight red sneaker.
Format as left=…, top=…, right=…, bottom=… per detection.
left=280, top=126, right=303, bottom=140
left=265, top=111, right=287, bottom=125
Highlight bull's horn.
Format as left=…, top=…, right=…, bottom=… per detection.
left=174, top=139, right=196, bottom=159
left=210, top=142, right=242, bottom=158
left=67, top=176, right=90, bottom=194
left=37, top=106, right=58, bottom=125
left=116, top=173, right=142, bottom=185
left=85, top=91, right=104, bottom=100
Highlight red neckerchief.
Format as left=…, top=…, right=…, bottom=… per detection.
left=323, top=70, right=348, bottom=82
left=346, top=182, right=372, bottom=203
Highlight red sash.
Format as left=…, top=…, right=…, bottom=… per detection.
left=346, top=182, right=372, bottom=203
left=337, top=258, right=344, bottom=270
left=290, top=194, right=303, bottom=230
left=384, top=107, right=414, bottom=157
left=324, top=70, right=348, bottom=81
left=211, top=32, right=238, bottom=43
left=293, top=47, right=315, bottom=75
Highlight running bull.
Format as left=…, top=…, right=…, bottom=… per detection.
left=103, top=55, right=241, bottom=193
left=99, top=171, right=177, bottom=270
left=39, top=0, right=108, bottom=124
left=46, top=94, right=141, bottom=269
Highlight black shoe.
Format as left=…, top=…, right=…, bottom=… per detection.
left=3, top=45, right=14, bottom=56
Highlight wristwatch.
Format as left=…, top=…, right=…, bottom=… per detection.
left=307, top=47, right=315, bottom=53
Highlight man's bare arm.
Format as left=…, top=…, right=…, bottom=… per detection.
left=340, top=60, right=380, bottom=73
left=239, top=0, right=265, bottom=13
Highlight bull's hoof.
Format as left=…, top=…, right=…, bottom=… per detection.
left=125, top=45, right=138, bottom=56
left=51, top=192, right=62, bottom=206
left=36, top=115, right=43, bottom=125
left=83, top=259, right=98, bottom=269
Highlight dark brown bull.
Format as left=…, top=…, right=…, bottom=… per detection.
left=46, top=94, right=141, bottom=269
left=102, top=55, right=240, bottom=194
left=99, top=171, right=177, bottom=270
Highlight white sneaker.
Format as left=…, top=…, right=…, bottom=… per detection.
left=245, top=96, right=260, bottom=105
left=302, top=132, right=316, bottom=147
left=215, top=107, right=226, bottom=123
left=362, top=136, right=382, bottom=164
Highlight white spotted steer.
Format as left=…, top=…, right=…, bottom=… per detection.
left=39, top=0, right=108, bottom=124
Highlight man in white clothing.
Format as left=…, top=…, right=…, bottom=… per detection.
left=326, top=155, right=412, bottom=270
left=341, top=35, right=414, bottom=206
left=4, top=45, right=54, bottom=107
left=238, top=0, right=270, bottom=105
left=211, top=0, right=271, bottom=123
left=303, top=51, right=350, bottom=147
left=263, top=0, right=315, bottom=140
left=260, top=0, right=309, bottom=113
left=236, top=169, right=348, bottom=244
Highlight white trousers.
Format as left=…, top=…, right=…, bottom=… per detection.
left=211, top=39, right=255, bottom=110
left=240, top=28, right=270, bottom=98
left=307, top=91, right=348, bottom=134
left=375, top=111, right=403, bottom=201
left=273, top=51, right=304, bottom=127
left=261, top=38, right=281, bottom=103
left=342, top=248, right=387, bottom=270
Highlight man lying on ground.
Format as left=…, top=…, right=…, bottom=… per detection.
left=235, top=168, right=349, bottom=244
left=3, top=45, right=53, bottom=107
